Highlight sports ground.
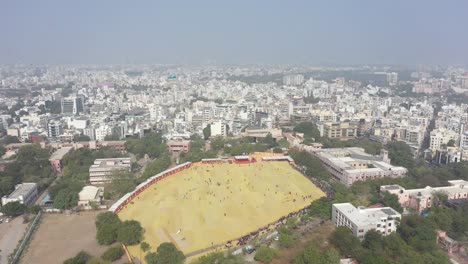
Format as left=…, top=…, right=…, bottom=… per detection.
left=118, top=157, right=325, bottom=259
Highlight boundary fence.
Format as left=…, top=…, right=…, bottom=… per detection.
left=10, top=211, right=42, bottom=264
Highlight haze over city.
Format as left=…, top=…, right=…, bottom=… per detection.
left=2, top=0, right=468, bottom=65
left=1, top=1, right=468, bottom=264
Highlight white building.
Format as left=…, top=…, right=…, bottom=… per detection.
left=283, top=74, right=304, bottom=86
left=211, top=120, right=227, bottom=137
left=430, top=128, right=458, bottom=151
left=332, top=203, right=401, bottom=239
left=47, top=121, right=63, bottom=139
left=78, top=185, right=104, bottom=208
left=1, top=183, right=38, bottom=206
left=312, top=148, right=407, bottom=185
left=89, top=158, right=131, bottom=184
left=95, top=125, right=111, bottom=141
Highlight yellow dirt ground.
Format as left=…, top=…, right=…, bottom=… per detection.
left=118, top=160, right=325, bottom=260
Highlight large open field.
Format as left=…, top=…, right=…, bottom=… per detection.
left=118, top=159, right=325, bottom=259
left=21, top=212, right=126, bottom=264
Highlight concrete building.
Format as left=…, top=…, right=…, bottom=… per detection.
left=167, top=139, right=191, bottom=153
left=89, top=158, right=131, bottom=185
left=47, top=120, right=63, bottom=139
left=283, top=74, right=304, bottom=86
left=380, top=180, right=468, bottom=212
left=1, top=183, right=38, bottom=206
left=318, top=121, right=358, bottom=140
left=241, top=128, right=283, bottom=140
left=49, top=147, right=73, bottom=173
left=61, top=96, right=85, bottom=115
left=78, top=185, right=104, bottom=208
left=312, top=148, right=407, bottom=185
left=430, top=128, right=459, bottom=151
left=332, top=203, right=401, bottom=239
left=211, top=120, right=227, bottom=137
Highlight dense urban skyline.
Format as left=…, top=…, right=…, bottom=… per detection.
left=2, top=0, right=468, bottom=65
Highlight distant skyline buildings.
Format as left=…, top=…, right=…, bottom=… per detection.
left=1, top=1, right=468, bottom=65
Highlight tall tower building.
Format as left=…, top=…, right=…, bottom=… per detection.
left=61, top=96, right=85, bottom=115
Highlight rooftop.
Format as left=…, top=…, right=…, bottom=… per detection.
left=49, top=147, right=73, bottom=161
left=5, top=183, right=37, bottom=199
left=333, top=203, right=401, bottom=225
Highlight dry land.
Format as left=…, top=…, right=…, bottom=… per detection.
left=20, top=211, right=123, bottom=264
left=0, top=217, right=28, bottom=264
left=118, top=159, right=325, bottom=259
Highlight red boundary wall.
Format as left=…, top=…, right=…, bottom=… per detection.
left=110, top=162, right=193, bottom=214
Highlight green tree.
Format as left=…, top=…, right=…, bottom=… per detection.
left=140, top=241, right=151, bottom=253
left=385, top=141, right=414, bottom=168
left=109, top=171, right=137, bottom=198
left=53, top=189, right=79, bottom=210
left=63, top=251, right=91, bottom=264
left=117, top=220, right=143, bottom=245
left=330, top=227, right=362, bottom=257
left=254, top=246, right=277, bottom=263
left=142, top=155, right=171, bottom=179
left=95, top=212, right=121, bottom=245
left=29, top=204, right=42, bottom=214
left=193, top=252, right=245, bottom=264
left=101, top=246, right=124, bottom=261
left=273, top=147, right=283, bottom=153
left=380, top=192, right=403, bottom=213
left=211, top=136, right=225, bottom=151
left=203, top=124, right=211, bottom=140
left=278, top=138, right=290, bottom=148
left=293, top=122, right=321, bottom=139
left=1, top=201, right=27, bottom=216
left=145, top=242, right=185, bottom=264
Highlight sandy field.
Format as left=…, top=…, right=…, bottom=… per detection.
left=118, top=159, right=325, bottom=259
left=20, top=211, right=124, bottom=264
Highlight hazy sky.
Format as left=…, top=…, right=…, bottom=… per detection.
left=2, top=0, right=468, bottom=65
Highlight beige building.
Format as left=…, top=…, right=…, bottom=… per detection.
left=89, top=158, right=131, bottom=184
left=312, top=148, right=407, bottom=186
left=381, top=180, right=468, bottom=212
left=430, top=128, right=458, bottom=151
left=318, top=121, right=358, bottom=140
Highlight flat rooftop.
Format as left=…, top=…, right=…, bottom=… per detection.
left=5, top=183, right=37, bottom=199
left=334, top=203, right=400, bottom=225
left=49, top=147, right=73, bottom=161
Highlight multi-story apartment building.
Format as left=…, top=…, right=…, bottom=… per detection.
left=332, top=203, right=401, bottom=239
left=430, top=128, right=459, bottom=151
left=317, top=121, right=358, bottom=140
left=47, top=120, right=63, bottom=139
left=380, top=180, right=468, bottom=212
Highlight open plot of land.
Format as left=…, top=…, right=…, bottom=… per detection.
left=21, top=212, right=121, bottom=264
left=118, top=160, right=325, bottom=259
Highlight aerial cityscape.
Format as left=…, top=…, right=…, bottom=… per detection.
left=0, top=1, right=467, bottom=264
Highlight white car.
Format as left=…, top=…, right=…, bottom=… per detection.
left=5, top=218, right=10, bottom=223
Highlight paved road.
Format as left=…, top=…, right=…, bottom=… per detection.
left=0, top=217, right=28, bottom=264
